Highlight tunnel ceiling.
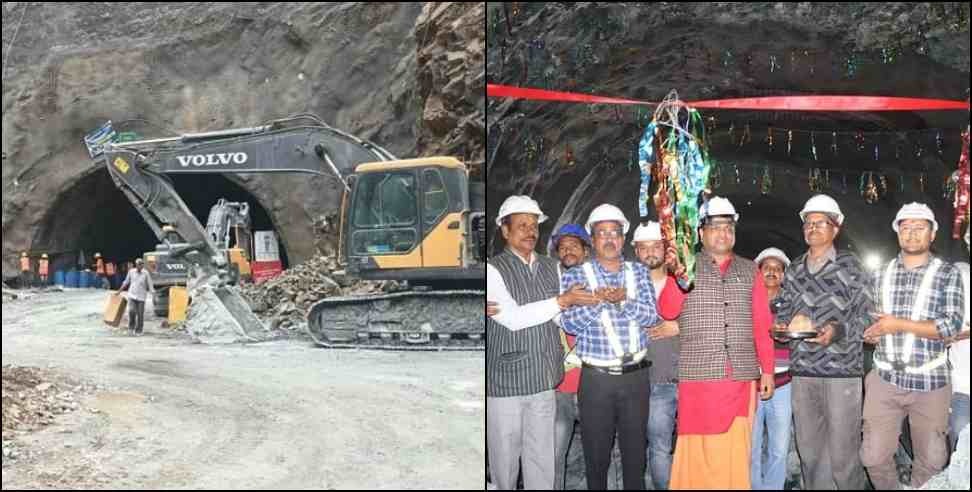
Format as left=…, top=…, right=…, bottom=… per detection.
left=486, top=3, right=970, bottom=263
left=31, top=169, right=288, bottom=271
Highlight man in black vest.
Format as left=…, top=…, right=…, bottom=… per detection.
left=486, top=195, right=598, bottom=490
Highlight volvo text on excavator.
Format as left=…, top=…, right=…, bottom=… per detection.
left=88, top=114, right=485, bottom=350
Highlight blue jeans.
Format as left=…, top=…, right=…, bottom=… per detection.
left=751, top=383, right=792, bottom=490
left=645, top=383, right=677, bottom=490
left=949, top=392, right=970, bottom=452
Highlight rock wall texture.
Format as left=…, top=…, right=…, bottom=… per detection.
left=2, top=2, right=484, bottom=280
left=486, top=2, right=969, bottom=260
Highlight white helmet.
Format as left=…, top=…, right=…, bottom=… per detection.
left=755, top=247, right=791, bottom=267
left=630, top=221, right=663, bottom=245
left=701, top=196, right=739, bottom=222
left=585, top=204, right=630, bottom=235
left=892, top=202, right=938, bottom=233
left=799, top=194, right=844, bottom=226
left=495, top=195, right=548, bottom=227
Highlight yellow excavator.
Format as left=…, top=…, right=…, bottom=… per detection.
left=87, top=114, right=485, bottom=349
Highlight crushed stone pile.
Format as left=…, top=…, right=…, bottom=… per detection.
left=239, top=255, right=404, bottom=334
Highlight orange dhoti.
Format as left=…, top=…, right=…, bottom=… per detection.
left=670, top=380, right=757, bottom=490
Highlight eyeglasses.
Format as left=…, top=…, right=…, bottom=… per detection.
left=702, top=223, right=735, bottom=233
left=899, top=225, right=931, bottom=235
left=802, top=219, right=834, bottom=231
left=593, top=229, right=623, bottom=239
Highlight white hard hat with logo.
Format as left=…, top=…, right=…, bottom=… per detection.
left=892, top=202, right=938, bottom=233
left=495, top=195, right=548, bottom=227
left=755, top=247, right=791, bottom=267
left=799, top=194, right=845, bottom=226
left=585, top=204, right=630, bottom=235
left=701, top=196, right=739, bottom=222
left=630, top=221, right=663, bottom=245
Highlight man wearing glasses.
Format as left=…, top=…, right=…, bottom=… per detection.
left=773, top=194, right=872, bottom=490
left=860, top=203, right=964, bottom=489
left=560, top=203, right=661, bottom=490
left=667, top=197, right=775, bottom=490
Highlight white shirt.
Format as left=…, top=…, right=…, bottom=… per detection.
left=949, top=262, right=970, bottom=395
left=485, top=250, right=561, bottom=331
left=121, top=268, right=155, bottom=302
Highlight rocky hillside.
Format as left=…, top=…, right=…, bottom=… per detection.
left=1, top=2, right=484, bottom=280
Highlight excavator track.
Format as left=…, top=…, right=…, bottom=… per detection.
left=306, top=290, right=484, bottom=351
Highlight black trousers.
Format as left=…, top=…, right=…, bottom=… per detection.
left=578, top=365, right=651, bottom=490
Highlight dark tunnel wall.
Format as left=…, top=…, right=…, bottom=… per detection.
left=486, top=3, right=970, bottom=267
left=31, top=169, right=288, bottom=274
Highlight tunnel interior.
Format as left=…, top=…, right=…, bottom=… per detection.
left=32, top=169, right=289, bottom=276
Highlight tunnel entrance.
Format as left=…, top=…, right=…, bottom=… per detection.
left=31, top=169, right=289, bottom=278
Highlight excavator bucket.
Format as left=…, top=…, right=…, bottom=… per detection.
left=183, top=284, right=267, bottom=344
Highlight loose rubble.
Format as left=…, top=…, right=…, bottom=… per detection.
left=2, top=366, right=97, bottom=464
left=239, top=254, right=403, bottom=336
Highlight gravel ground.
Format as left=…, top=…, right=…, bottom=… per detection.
left=2, top=289, right=484, bottom=489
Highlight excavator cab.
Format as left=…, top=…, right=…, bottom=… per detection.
left=342, top=157, right=481, bottom=288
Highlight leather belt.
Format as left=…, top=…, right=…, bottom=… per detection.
left=583, top=359, right=651, bottom=376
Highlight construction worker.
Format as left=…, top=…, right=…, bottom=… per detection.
left=19, top=252, right=32, bottom=288
left=861, top=203, right=964, bottom=489
left=105, top=260, right=117, bottom=289
left=38, top=254, right=50, bottom=286
left=119, top=258, right=154, bottom=336
left=94, top=252, right=105, bottom=276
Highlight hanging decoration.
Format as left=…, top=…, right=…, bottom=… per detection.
left=809, top=168, right=824, bottom=192
left=766, top=127, right=775, bottom=153
left=787, top=130, right=793, bottom=156
left=936, top=131, right=944, bottom=156
left=636, top=90, right=711, bottom=290
left=739, top=124, right=751, bottom=147
left=710, top=161, right=722, bottom=189
left=953, top=126, right=970, bottom=239
left=861, top=172, right=880, bottom=204
left=810, top=132, right=819, bottom=161
left=760, top=166, right=773, bottom=195
left=831, top=131, right=839, bottom=157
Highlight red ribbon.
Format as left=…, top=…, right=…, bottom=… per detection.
left=487, top=84, right=971, bottom=111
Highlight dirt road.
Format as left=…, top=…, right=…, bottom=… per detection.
left=2, top=289, right=485, bottom=489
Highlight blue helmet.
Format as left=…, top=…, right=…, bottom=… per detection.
left=547, top=223, right=592, bottom=257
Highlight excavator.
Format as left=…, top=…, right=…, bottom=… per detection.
left=144, top=198, right=253, bottom=317
left=89, top=114, right=485, bottom=349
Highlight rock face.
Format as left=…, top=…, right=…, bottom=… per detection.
left=486, top=3, right=969, bottom=261
left=1, top=2, right=484, bottom=281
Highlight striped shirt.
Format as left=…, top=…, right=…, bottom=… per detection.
left=560, top=258, right=659, bottom=363
left=873, top=254, right=964, bottom=392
